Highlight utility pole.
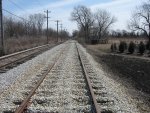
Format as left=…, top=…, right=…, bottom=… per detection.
left=60, top=24, right=63, bottom=32
left=0, top=0, right=4, bottom=55
left=55, top=20, right=60, bottom=42
left=44, top=10, right=50, bottom=44
left=60, top=24, right=63, bottom=41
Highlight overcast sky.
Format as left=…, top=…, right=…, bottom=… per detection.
left=3, top=0, right=147, bottom=34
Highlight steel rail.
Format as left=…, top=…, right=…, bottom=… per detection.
left=0, top=45, right=58, bottom=95
left=15, top=47, right=65, bottom=113
left=0, top=45, right=51, bottom=69
left=0, top=44, right=50, bottom=61
left=76, top=43, right=101, bottom=113
left=0, top=42, right=63, bottom=70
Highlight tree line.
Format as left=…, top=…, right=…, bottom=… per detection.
left=0, top=13, right=69, bottom=56
left=110, top=30, right=147, bottom=38
left=3, top=13, right=69, bottom=40
left=71, top=6, right=116, bottom=43
left=71, top=0, right=150, bottom=43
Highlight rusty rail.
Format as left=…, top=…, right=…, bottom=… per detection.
left=15, top=42, right=100, bottom=113
left=0, top=44, right=50, bottom=60
left=15, top=48, right=64, bottom=113
left=76, top=43, right=101, bottom=113
left=0, top=45, right=51, bottom=69
left=0, top=43, right=62, bottom=70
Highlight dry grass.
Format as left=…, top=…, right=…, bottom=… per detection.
left=87, top=38, right=148, bottom=53
left=87, top=44, right=111, bottom=53
left=3, top=36, right=56, bottom=55
left=108, top=37, right=148, bottom=44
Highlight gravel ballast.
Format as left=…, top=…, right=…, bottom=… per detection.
left=0, top=41, right=143, bottom=113
left=27, top=41, right=94, bottom=113
left=78, top=43, right=141, bottom=113
left=0, top=42, right=67, bottom=112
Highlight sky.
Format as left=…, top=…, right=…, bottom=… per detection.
left=3, top=0, right=147, bottom=34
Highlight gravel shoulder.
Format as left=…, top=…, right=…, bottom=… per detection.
left=85, top=44, right=150, bottom=113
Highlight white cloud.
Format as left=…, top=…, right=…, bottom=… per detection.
left=90, top=0, right=146, bottom=31
left=16, top=0, right=82, bottom=15
left=14, top=0, right=82, bottom=34
left=13, top=0, right=148, bottom=34
left=90, top=0, right=143, bottom=11
left=41, top=0, right=81, bottom=9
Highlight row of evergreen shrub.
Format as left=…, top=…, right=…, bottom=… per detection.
left=0, top=48, right=5, bottom=57
left=111, top=41, right=150, bottom=55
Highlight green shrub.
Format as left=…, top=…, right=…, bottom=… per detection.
left=114, top=43, right=117, bottom=51
left=119, top=41, right=127, bottom=53
left=146, top=41, right=150, bottom=50
left=124, top=42, right=127, bottom=50
left=139, top=41, right=145, bottom=55
left=128, top=41, right=135, bottom=54
left=111, top=43, right=117, bottom=52
left=0, top=48, right=5, bottom=56
left=111, top=44, right=114, bottom=52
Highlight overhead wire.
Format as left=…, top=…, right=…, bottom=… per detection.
left=36, top=0, right=42, bottom=6
left=3, top=1, right=48, bottom=24
left=2, top=8, right=48, bottom=26
left=2, top=9, right=28, bottom=22
left=6, top=0, right=44, bottom=14
left=6, top=0, right=26, bottom=13
left=34, top=0, right=47, bottom=14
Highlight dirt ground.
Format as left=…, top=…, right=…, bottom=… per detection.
left=85, top=44, right=150, bottom=112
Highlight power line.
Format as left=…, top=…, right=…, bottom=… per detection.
left=6, top=0, right=45, bottom=16
left=0, top=0, right=4, bottom=54
left=2, top=9, right=28, bottom=21
left=36, top=0, right=42, bottom=6
left=6, top=0, right=26, bottom=12
left=55, top=20, right=61, bottom=42
left=60, top=23, right=63, bottom=41
left=34, top=0, right=46, bottom=13
left=44, top=10, right=51, bottom=44
left=60, top=24, right=63, bottom=32
left=2, top=9, right=43, bottom=27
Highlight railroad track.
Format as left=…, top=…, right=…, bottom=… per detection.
left=0, top=43, right=60, bottom=73
left=0, top=41, right=117, bottom=113
left=77, top=44, right=116, bottom=113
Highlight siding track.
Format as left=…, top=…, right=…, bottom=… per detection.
left=0, top=44, right=59, bottom=73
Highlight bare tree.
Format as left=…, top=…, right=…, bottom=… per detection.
left=29, top=13, right=45, bottom=36
left=4, top=17, right=14, bottom=37
left=29, top=15, right=37, bottom=36
left=72, top=30, right=78, bottom=38
left=128, top=1, right=150, bottom=41
left=71, top=5, right=94, bottom=42
left=35, top=13, right=45, bottom=35
left=94, top=9, right=116, bottom=39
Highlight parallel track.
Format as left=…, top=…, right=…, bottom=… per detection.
left=0, top=43, right=59, bottom=73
